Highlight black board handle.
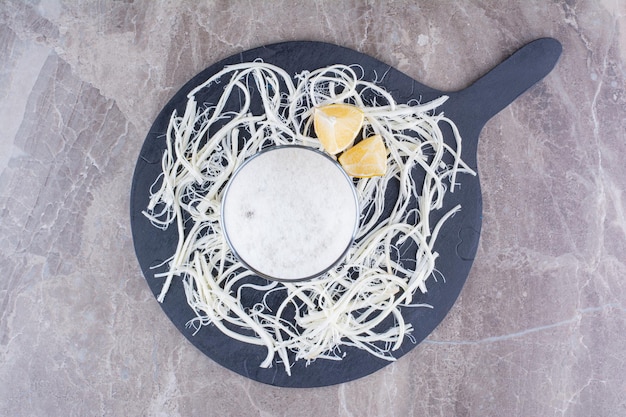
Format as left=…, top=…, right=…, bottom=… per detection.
left=442, top=38, right=562, bottom=167
left=455, top=37, right=562, bottom=123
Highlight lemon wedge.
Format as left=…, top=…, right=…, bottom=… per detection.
left=313, top=103, right=364, bottom=154
left=338, top=135, right=387, bottom=178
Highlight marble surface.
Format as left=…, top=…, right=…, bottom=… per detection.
left=1, top=0, right=625, bottom=416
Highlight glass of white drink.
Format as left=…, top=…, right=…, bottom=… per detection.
left=221, top=146, right=359, bottom=282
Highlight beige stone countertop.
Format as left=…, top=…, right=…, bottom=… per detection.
left=1, top=1, right=625, bottom=416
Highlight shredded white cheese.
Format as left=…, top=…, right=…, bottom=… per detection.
left=142, top=62, right=476, bottom=375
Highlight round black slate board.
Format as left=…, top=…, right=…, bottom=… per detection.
left=130, top=39, right=561, bottom=387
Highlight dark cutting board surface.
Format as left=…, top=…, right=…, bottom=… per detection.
left=130, top=39, right=562, bottom=387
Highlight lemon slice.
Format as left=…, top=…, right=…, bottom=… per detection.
left=338, top=135, right=387, bottom=178
left=313, top=103, right=364, bottom=154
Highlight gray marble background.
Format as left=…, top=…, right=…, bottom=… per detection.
left=1, top=1, right=625, bottom=416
